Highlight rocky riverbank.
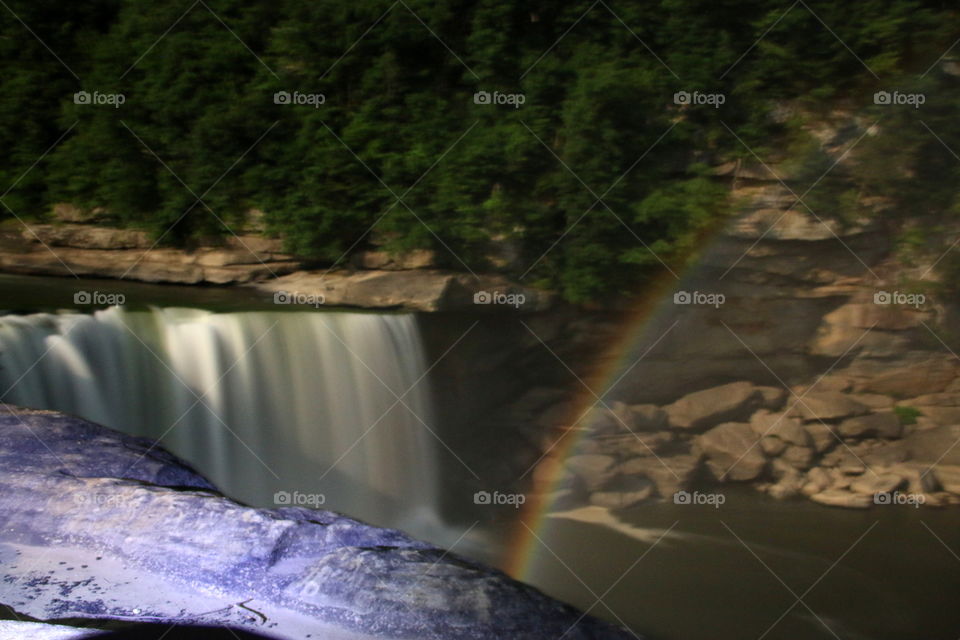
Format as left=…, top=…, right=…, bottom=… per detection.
left=536, top=377, right=960, bottom=511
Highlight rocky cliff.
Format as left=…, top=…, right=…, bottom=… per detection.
left=0, top=213, right=549, bottom=312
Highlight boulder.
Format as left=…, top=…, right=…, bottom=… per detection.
left=767, top=469, right=804, bottom=500
left=801, top=481, right=823, bottom=497
left=580, top=407, right=620, bottom=434
left=809, top=489, right=873, bottom=509
left=755, top=386, right=788, bottom=410
left=781, top=445, right=816, bottom=470
left=695, top=422, right=767, bottom=481
left=889, top=463, right=940, bottom=494
left=933, top=465, right=960, bottom=495
left=619, top=454, right=701, bottom=498
left=901, top=426, right=960, bottom=465
left=848, top=393, right=895, bottom=410
left=749, top=410, right=811, bottom=446
left=861, top=443, right=910, bottom=467
left=664, top=382, right=763, bottom=431
left=791, top=392, right=870, bottom=422
left=837, top=460, right=868, bottom=476
left=611, top=401, right=669, bottom=432
left=0, top=407, right=634, bottom=640
left=849, top=473, right=905, bottom=496
left=566, top=454, right=617, bottom=491
left=804, top=423, right=838, bottom=453
left=856, top=358, right=958, bottom=398
left=760, top=436, right=787, bottom=456
left=838, top=412, right=902, bottom=439
left=803, top=467, right=833, bottom=495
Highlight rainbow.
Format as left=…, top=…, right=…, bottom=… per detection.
left=502, top=268, right=686, bottom=579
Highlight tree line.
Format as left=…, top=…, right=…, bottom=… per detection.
left=1, top=0, right=957, bottom=301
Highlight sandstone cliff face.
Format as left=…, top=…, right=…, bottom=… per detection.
left=1, top=218, right=551, bottom=312
left=2, top=222, right=302, bottom=285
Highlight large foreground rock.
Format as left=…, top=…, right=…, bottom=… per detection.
left=791, top=392, right=870, bottom=422
left=695, top=422, right=767, bottom=481
left=663, top=382, right=763, bottom=431
left=0, top=407, right=633, bottom=640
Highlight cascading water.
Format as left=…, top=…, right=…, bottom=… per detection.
left=0, top=306, right=439, bottom=537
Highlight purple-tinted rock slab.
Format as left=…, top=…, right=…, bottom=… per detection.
left=0, top=407, right=638, bottom=639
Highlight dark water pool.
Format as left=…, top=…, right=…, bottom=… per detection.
left=523, top=488, right=960, bottom=640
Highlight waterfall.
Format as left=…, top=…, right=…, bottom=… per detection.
left=0, top=307, right=439, bottom=535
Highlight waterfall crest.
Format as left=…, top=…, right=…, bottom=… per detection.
left=0, top=307, right=438, bottom=532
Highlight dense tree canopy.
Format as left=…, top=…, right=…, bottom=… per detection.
left=0, top=0, right=957, bottom=300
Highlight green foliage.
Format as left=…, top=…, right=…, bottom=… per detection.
left=0, top=0, right=957, bottom=301
left=894, top=405, right=922, bottom=426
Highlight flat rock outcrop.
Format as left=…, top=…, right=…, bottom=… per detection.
left=0, top=407, right=633, bottom=640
